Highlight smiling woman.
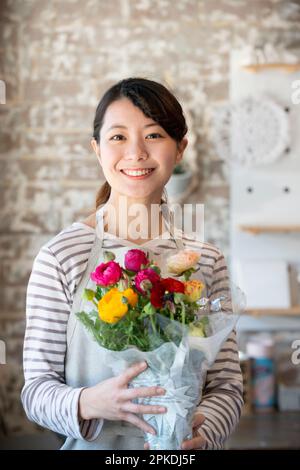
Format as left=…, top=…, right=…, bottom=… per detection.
left=90, top=78, right=188, bottom=233
left=21, top=77, right=244, bottom=451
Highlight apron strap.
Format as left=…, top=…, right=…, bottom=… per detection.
left=161, top=202, right=184, bottom=251
left=95, top=203, right=106, bottom=241
left=95, top=199, right=185, bottom=251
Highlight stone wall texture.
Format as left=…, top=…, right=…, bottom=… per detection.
left=0, top=0, right=299, bottom=437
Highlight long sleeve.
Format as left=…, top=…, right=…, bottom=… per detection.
left=195, top=249, right=244, bottom=449
left=21, top=244, right=104, bottom=441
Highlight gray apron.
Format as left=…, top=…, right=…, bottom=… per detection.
left=61, top=201, right=185, bottom=450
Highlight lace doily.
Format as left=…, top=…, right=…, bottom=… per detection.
left=212, top=97, right=290, bottom=166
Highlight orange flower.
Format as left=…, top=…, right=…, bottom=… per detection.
left=123, top=288, right=138, bottom=307
left=184, top=280, right=204, bottom=302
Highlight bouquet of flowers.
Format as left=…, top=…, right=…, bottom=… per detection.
left=76, top=248, right=240, bottom=450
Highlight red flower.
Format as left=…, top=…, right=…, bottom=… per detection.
left=150, top=282, right=165, bottom=308
left=161, top=278, right=185, bottom=294
left=150, top=277, right=185, bottom=308
left=134, top=268, right=161, bottom=294
left=124, top=249, right=149, bottom=272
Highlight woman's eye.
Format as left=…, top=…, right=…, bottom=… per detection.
left=110, top=133, right=162, bottom=141
left=146, top=133, right=162, bottom=139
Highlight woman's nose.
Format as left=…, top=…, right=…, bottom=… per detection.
left=124, top=140, right=149, bottom=161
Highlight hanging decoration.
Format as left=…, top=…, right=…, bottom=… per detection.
left=211, top=97, right=290, bottom=167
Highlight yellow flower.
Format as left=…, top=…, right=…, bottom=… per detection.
left=98, top=287, right=138, bottom=324
left=98, top=288, right=128, bottom=324
left=166, top=250, right=201, bottom=275
left=188, top=322, right=206, bottom=337
left=188, top=316, right=209, bottom=337
left=184, top=280, right=204, bottom=302
left=123, top=288, right=138, bottom=307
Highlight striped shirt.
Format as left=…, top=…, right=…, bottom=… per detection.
left=21, top=222, right=243, bottom=449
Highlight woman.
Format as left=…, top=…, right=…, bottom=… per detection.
left=21, top=77, right=243, bottom=450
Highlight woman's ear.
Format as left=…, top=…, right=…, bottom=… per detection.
left=175, top=137, right=188, bottom=165
left=91, top=138, right=102, bottom=164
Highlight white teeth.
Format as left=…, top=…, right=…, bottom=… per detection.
left=122, top=169, right=154, bottom=176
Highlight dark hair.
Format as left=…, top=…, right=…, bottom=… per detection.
left=93, top=77, right=188, bottom=209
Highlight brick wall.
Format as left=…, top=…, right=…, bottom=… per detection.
left=0, top=0, right=298, bottom=436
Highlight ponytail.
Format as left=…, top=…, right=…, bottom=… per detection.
left=95, top=181, right=111, bottom=209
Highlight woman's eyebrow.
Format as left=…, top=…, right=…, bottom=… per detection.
left=106, top=122, right=158, bottom=132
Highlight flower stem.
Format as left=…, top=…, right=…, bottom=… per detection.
left=150, top=314, right=157, bottom=334
left=180, top=301, right=186, bottom=326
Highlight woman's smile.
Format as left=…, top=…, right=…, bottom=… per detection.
left=120, top=168, right=156, bottom=179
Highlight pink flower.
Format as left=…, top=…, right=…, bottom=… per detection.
left=134, top=268, right=161, bottom=294
left=124, top=249, right=149, bottom=272
left=90, top=261, right=122, bottom=287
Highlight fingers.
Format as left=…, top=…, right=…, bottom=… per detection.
left=181, top=435, right=206, bottom=450
left=122, top=385, right=166, bottom=401
left=121, top=412, right=156, bottom=436
left=179, top=413, right=206, bottom=450
left=121, top=401, right=167, bottom=415
left=119, top=362, right=148, bottom=386
left=192, top=413, right=206, bottom=428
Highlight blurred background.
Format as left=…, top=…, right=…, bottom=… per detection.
left=0, top=0, right=300, bottom=450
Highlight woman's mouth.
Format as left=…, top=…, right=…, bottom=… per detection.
left=120, top=168, right=155, bottom=179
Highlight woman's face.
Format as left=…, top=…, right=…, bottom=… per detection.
left=91, top=97, right=188, bottom=201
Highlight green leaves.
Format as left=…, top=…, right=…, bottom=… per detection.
left=141, top=302, right=156, bottom=318
left=103, top=250, right=116, bottom=262
left=182, top=267, right=196, bottom=281
left=149, top=264, right=161, bottom=275
left=123, top=268, right=137, bottom=277
left=173, top=293, right=186, bottom=304
left=76, top=311, right=102, bottom=343
left=82, top=289, right=96, bottom=301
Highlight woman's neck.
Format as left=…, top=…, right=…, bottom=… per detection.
left=103, top=193, right=166, bottom=243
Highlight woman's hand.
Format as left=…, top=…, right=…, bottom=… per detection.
left=144, top=413, right=206, bottom=450
left=181, top=413, right=206, bottom=449
left=79, top=361, right=167, bottom=435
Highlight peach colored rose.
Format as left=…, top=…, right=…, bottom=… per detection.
left=166, top=250, right=200, bottom=275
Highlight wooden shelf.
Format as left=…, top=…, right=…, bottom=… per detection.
left=245, top=306, right=300, bottom=316
left=242, top=63, right=300, bottom=73
left=239, top=225, right=300, bottom=235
